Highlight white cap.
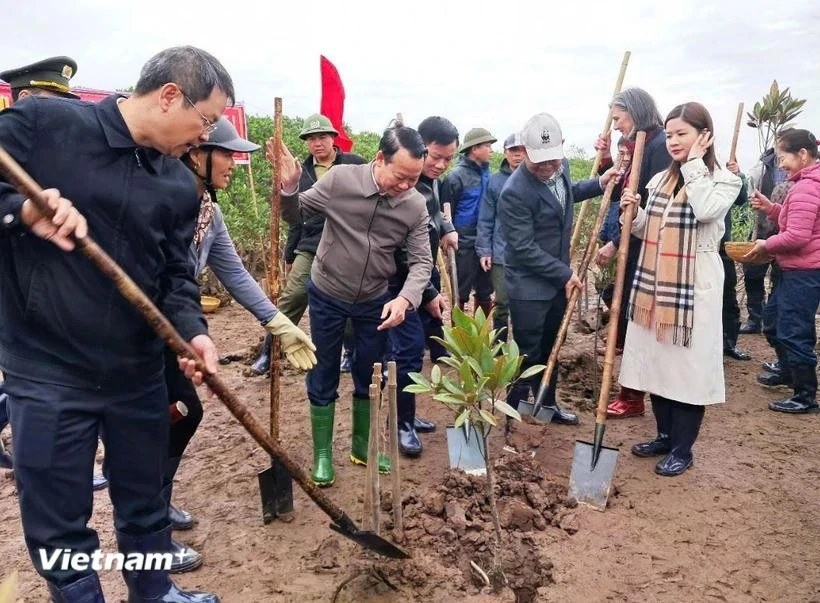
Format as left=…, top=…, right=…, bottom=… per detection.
left=520, top=113, right=564, bottom=163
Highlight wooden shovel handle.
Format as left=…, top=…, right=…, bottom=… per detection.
left=0, top=145, right=359, bottom=533
left=594, top=131, right=647, bottom=425
left=538, top=172, right=621, bottom=392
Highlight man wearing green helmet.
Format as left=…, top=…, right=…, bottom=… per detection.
left=250, top=113, right=365, bottom=374
left=441, top=127, right=497, bottom=316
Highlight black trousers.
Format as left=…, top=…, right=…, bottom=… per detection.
left=508, top=295, right=567, bottom=404
left=5, top=374, right=170, bottom=586
left=720, top=249, right=741, bottom=346
left=164, top=348, right=203, bottom=460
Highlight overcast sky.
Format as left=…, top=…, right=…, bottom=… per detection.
left=5, top=0, right=819, bottom=170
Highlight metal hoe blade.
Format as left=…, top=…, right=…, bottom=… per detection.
left=329, top=522, right=411, bottom=559
left=568, top=440, right=619, bottom=511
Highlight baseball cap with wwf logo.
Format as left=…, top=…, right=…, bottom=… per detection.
left=520, top=113, right=564, bottom=162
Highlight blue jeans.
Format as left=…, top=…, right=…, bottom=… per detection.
left=766, top=269, right=820, bottom=369
left=386, top=283, right=426, bottom=425
left=307, top=281, right=389, bottom=406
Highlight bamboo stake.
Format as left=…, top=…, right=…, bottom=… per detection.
left=387, top=361, right=403, bottom=538
left=363, top=380, right=381, bottom=534
left=441, top=202, right=460, bottom=309
left=247, top=159, right=260, bottom=218
left=270, top=98, right=283, bottom=441
left=729, top=102, right=744, bottom=163
left=532, top=161, right=623, bottom=410
left=569, top=51, right=631, bottom=261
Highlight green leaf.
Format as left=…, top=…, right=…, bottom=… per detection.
left=519, top=364, right=547, bottom=380
left=466, top=357, right=484, bottom=380
left=431, top=363, right=442, bottom=386
left=437, top=356, right=462, bottom=370
left=494, top=398, right=522, bottom=421
left=403, top=384, right=432, bottom=394
left=442, top=375, right=464, bottom=395
left=433, top=393, right=467, bottom=405
left=454, top=407, right=470, bottom=428
left=478, top=408, right=497, bottom=426
left=459, top=361, right=475, bottom=391
left=407, top=372, right=431, bottom=388
left=452, top=307, right=472, bottom=332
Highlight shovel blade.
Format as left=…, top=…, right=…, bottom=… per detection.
left=258, top=459, right=294, bottom=524
left=328, top=522, right=411, bottom=559
left=568, top=440, right=619, bottom=511
left=517, top=400, right=555, bottom=424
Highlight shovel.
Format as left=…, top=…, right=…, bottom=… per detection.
left=0, top=145, right=410, bottom=560
left=257, top=97, right=294, bottom=523
left=525, top=160, right=624, bottom=424
left=568, top=131, right=646, bottom=511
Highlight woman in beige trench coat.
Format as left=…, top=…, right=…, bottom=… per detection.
left=618, top=102, right=742, bottom=476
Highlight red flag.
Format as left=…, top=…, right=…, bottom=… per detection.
left=320, top=55, right=353, bottom=152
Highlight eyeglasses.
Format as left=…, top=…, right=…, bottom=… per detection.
left=183, top=93, right=217, bottom=134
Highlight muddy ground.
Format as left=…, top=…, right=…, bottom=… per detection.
left=1, top=302, right=819, bottom=602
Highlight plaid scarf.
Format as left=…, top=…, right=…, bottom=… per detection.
left=193, top=190, right=215, bottom=251
left=627, top=172, right=698, bottom=347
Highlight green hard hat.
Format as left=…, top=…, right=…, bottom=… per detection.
left=458, top=127, right=497, bottom=153
left=299, top=113, right=339, bottom=139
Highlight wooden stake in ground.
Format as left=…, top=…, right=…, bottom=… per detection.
left=256, top=96, right=294, bottom=523
left=386, top=361, right=403, bottom=539
left=362, top=370, right=382, bottom=535
left=569, top=50, right=631, bottom=261
left=247, top=159, right=260, bottom=218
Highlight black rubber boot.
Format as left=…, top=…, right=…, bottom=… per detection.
left=655, top=402, right=704, bottom=477
left=249, top=333, right=273, bottom=376
left=47, top=573, right=105, bottom=603
left=632, top=396, right=672, bottom=457
left=118, top=527, right=217, bottom=602
left=769, top=365, right=819, bottom=413
left=162, top=457, right=194, bottom=530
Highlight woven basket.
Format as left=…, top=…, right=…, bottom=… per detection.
left=724, top=241, right=769, bottom=264
left=200, top=295, right=221, bottom=313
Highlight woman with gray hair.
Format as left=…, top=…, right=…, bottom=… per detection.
left=592, top=87, right=672, bottom=419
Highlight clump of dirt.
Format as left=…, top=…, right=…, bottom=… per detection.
left=332, top=454, right=580, bottom=603
left=557, top=329, right=605, bottom=412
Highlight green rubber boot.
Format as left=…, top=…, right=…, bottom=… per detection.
left=349, top=397, right=391, bottom=474
left=310, top=403, right=336, bottom=487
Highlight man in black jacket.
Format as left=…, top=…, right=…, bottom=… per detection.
left=388, top=116, right=459, bottom=456
left=0, top=46, right=228, bottom=603
left=251, top=113, right=366, bottom=374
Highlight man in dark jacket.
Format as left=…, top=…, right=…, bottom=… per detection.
left=251, top=113, right=366, bottom=374
left=501, top=113, right=617, bottom=425
left=477, top=133, right=525, bottom=337
left=442, top=127, right=496, bottom=315
left=388, top=116, right=459, bottom=456
left=0, top=46, right=229, bottom=602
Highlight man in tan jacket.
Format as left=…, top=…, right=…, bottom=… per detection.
left=275, top=123, right=432, bottom=487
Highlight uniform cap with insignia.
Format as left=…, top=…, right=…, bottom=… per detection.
left=298, top=113, right=339, bottom=139
left=0, top=56, right=79, bottom=99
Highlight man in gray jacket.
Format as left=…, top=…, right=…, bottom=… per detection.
left=276, top=124, right=432, bottom=487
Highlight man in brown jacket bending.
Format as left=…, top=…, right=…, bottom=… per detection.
left=275, top=124, right=432, bottom=487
